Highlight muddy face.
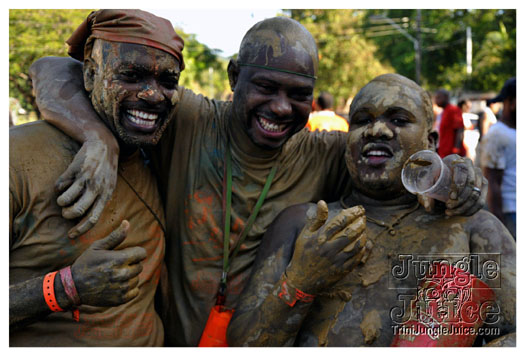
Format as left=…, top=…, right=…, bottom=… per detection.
left=346, top=75, right=435, bottom=199
left=228, top=17, right=317, bottom=151
left=84, top=40, right=181, bottom=147
left=230, top=63, right=315, bottom=150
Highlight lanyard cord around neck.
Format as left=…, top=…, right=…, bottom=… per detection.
left=218, top=144, right=277, bottom=305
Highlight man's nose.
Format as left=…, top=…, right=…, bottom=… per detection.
left=137, top=82, right=164, bottom=105
left=269, top=92, right=292, bottom=117
left=363, top=120, right=394, bottom=139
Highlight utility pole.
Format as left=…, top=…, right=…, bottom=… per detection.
left=415, top=10, right=422, bottom=85
left=466, top=26, right=472, bottom=76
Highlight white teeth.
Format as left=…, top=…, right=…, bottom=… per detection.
left=367, top=150, right=390, bottom=157
left=127, top=110, right=158, bottom=127
left=258, top=117, right=285, bottom=133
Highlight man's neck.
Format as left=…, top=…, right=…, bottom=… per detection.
left=501, top=116, right=516, bottom=129
left=118, top=141, right=140, bottom=160
left=345, top=189, right=418, bottom=209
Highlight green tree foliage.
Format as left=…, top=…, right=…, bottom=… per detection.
left=175, top=28, right=230, bottom=100
left=9, top=9, right=93, bottom=118
left=363, top=9, right=516, bottom=92
left=289, top=10, right=393, bottom=110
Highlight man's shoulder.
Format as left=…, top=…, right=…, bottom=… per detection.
left=465, top=209, right=506, bottom=234
left=10, top=121, right=79, bottom=168
left=285, top=127, right=347, bottom=152
left=10, top=120, right=73, bottom=144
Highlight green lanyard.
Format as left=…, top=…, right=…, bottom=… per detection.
left=217, top=145, right=277, bottom=305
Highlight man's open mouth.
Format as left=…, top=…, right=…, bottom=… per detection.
left=124, top=109, right=161, bottom=132
left=255, top=115, right=292, bottom=137
left=361, top=143, right=394, bottom=165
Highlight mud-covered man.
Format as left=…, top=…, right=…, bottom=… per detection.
left=228, top=74, right=515, bottom=346
left=10, top=10, right=184, bottom=346
left=31, top=18, right=486, bottom=346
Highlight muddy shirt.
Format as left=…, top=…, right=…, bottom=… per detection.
left=10, top=121, right=165, bottom=346
left=150, top=88, right=350, bottom=346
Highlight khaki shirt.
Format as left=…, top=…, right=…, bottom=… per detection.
left=150, top=88, right=350, bottom=345
left=10, top=121, right=165, bottom=346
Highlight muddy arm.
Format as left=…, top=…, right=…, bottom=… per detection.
left=227, top=204, right=311, bottom=346
left=468, top=210, right=516, bottom=344
left=10, top=221, right=146, bottom=331
left=29, top=57, right=119, bottom=238
left=227, top=202, right=367, bottom=346
left=10, top=272, right=74, bottom=331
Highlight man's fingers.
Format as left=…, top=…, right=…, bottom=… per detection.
left=324, top=205, right=365, bottom=238
left=118, top=246, right=147, bottom=265
left=57, top=179, right=85, bottom=208
left=122, top=287, right=140, bottom=303
left=91, top=220, right=130, bottom=250
left=446, top=172, right=485, bottom=217
left=62, top=189, right=97, bottom=219
left=306, top=200, right=329, bottom=232
left=329, top=215, right=366, bottom=244
left=446, top=157, right=475, bottom=209
left=67, top=197, right=107, bottom=238
left=127, top=275, right=140, bottom=290
left=342, top=244, right=368, bottom=271
left=55, top=158, right=81, bottom=193
left=417, top=194, right=434, bottom=212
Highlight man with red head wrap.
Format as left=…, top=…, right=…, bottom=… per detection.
left=10, top=9, right=184, bottom=346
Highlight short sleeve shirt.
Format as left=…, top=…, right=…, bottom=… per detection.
left=149, top=88, right=351, bottom=345
left=10, top=121, right=165, bottom=346
left=480, top=122, right=516, bottom=213
left=438, top=103, right=466, bottom=157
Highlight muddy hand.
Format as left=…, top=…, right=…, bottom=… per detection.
left=70, top=220, right=147, bottom=307
left=285, top=201, right=367, bottom=294
left=56, top=140, right=119, bottom=238
left=441, top=154, right=487, bottom=216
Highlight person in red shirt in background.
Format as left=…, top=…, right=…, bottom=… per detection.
left=434, top=89, right=466, bottom=157
left=306, top=91, right=349, bottom=132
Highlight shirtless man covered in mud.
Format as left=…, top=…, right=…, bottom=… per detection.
left=227, top=74, right=516, bottom=347
left=30, top=16, right=487, bottom=345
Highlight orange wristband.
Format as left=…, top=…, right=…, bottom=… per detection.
left=278, top=278, right=315, bottom=307
left=43, top=271, right=64, bottom=312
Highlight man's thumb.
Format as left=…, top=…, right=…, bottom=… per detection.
left=91, top=220, right=130, bottom=250
left=306, top=200, right=329, bottom=232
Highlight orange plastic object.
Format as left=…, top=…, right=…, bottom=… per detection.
left=198, top=305, right=234, bottom=347
left=43, top=271, right=64, bottom=312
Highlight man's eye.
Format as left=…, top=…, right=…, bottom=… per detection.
left=290, top=91, right=312, bottom=102
left=352, top=114, right=372, bottom=125
left=119, top=71, right=140, bottom=82
left=160, top=78, right=178, bottom=90
left=391, top=116, right=409, bottom=126
left=255, top=83, right=275, bottom=94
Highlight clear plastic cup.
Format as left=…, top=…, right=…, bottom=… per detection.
left=401, top=150, right=451, bottom=202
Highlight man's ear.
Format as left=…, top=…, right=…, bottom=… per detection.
left=227, top=59, right=239, bottom=92
left=428, top=130, right=438, bottom=151
left=83, top=57, right=97, bottom=93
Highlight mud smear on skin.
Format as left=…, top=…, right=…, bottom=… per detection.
left=239, top=18, right=318, bottom=75
left=360, top=309, right=382, bottom=344
left=89, top=40, right=179, bottom=148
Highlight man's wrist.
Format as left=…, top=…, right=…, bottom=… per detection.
left=53, top=272, right=74, bottom=311
left=276, top=272, right=315, bottom=307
